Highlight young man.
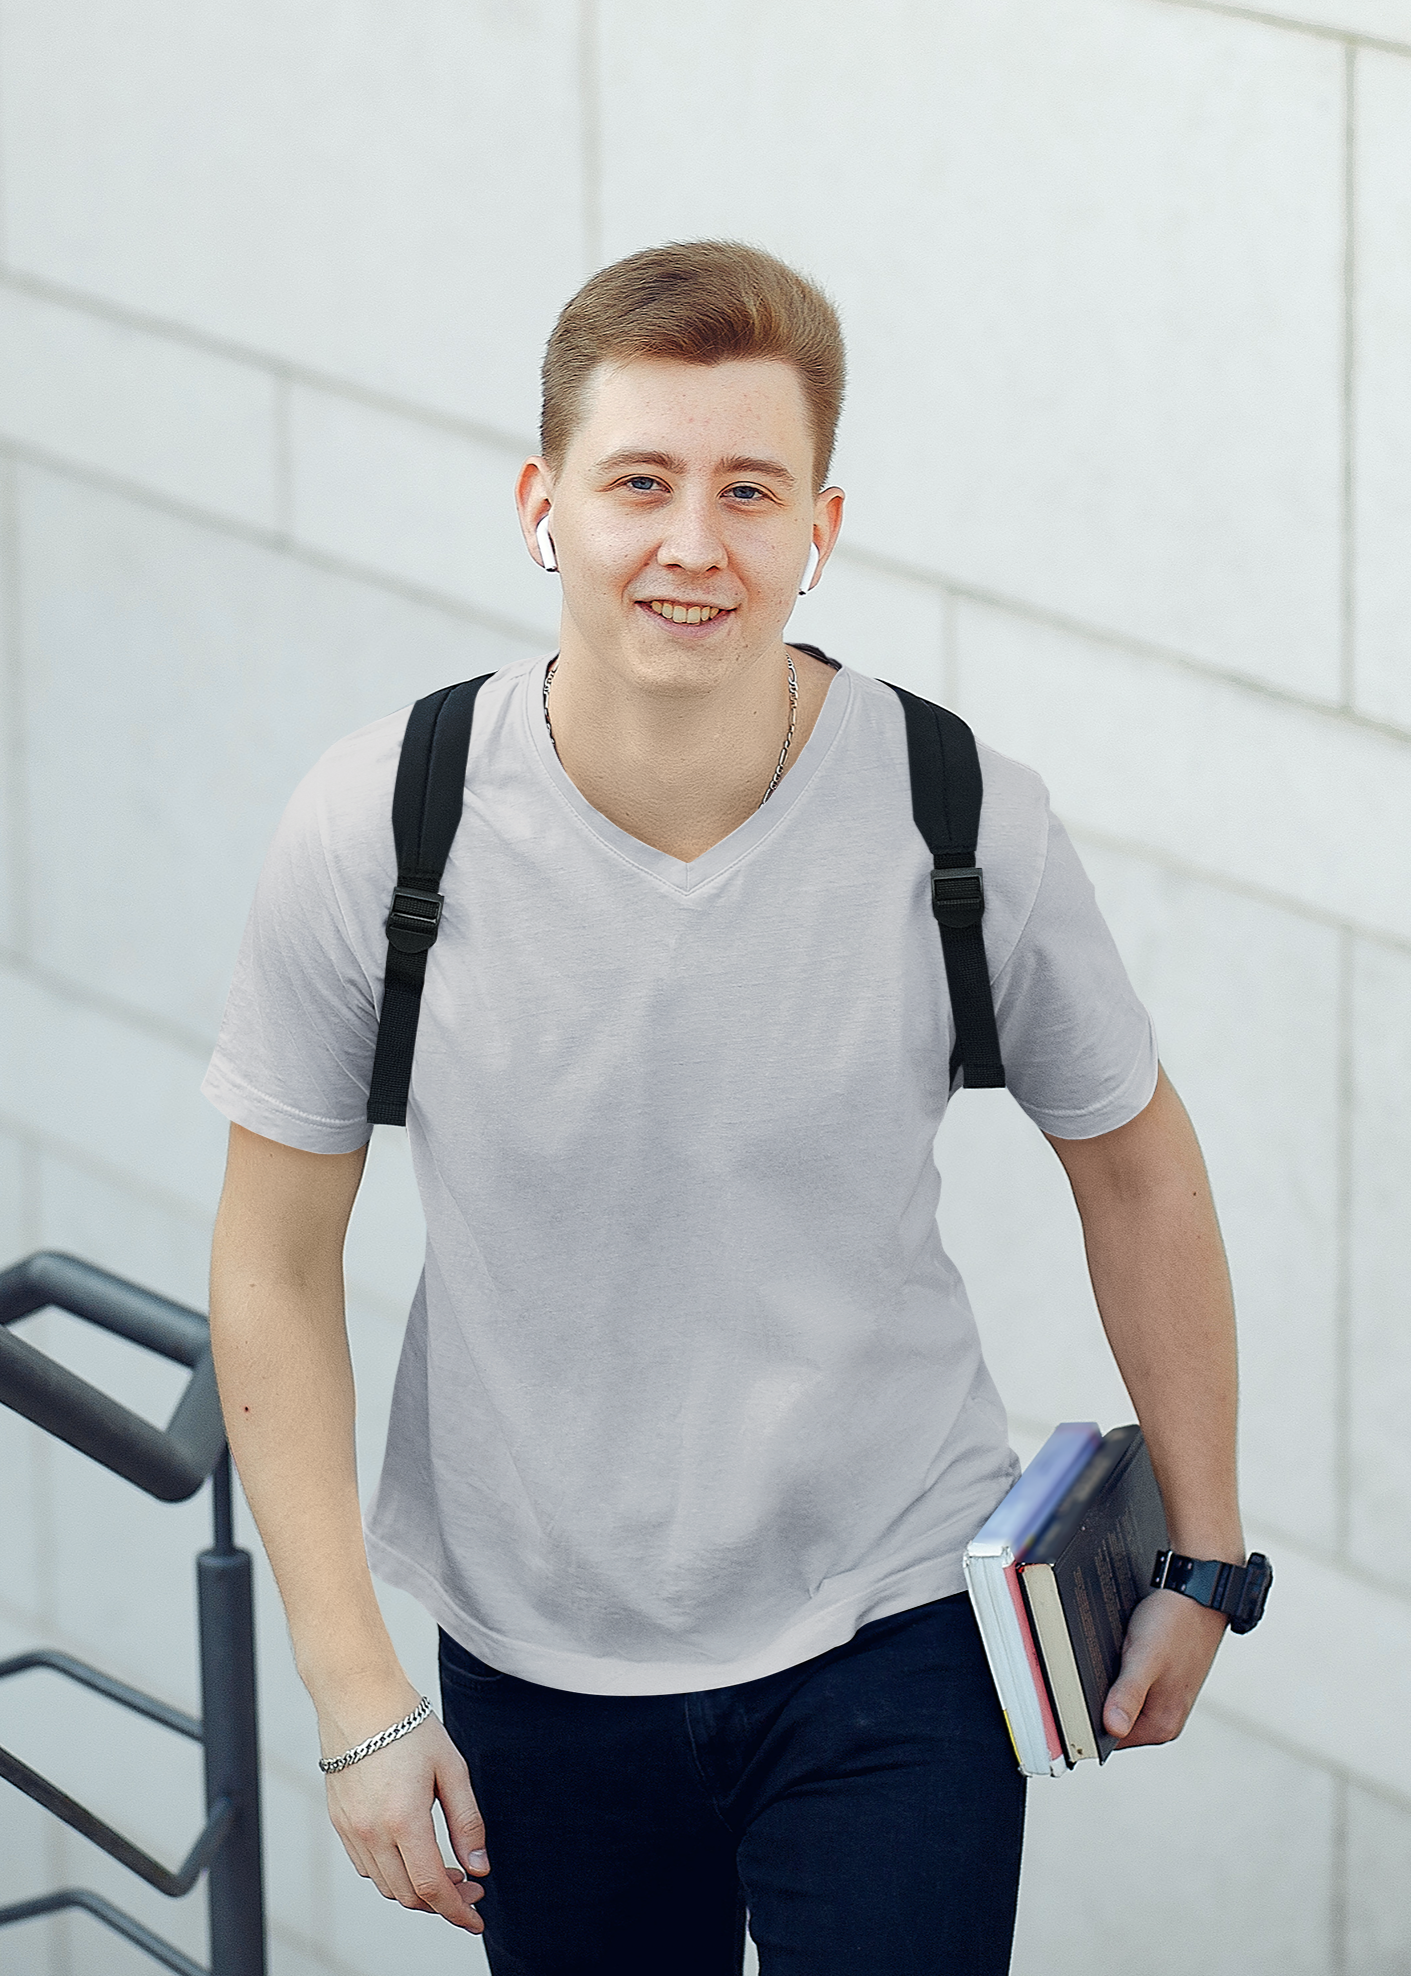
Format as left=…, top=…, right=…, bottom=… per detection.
left=206, top=243, right=1245, bottom=1974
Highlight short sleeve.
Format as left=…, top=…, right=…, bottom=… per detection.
left=992, top=811, right=1157, bottom=1140
left=202, top=747, right=391, bottom=1154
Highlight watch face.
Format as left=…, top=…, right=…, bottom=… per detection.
left=1231, top=1553, right=1273, bottom=1634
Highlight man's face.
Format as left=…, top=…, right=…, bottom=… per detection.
left=518, top=356, right=842, bottom=694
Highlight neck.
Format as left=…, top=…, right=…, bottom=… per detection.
left=543, top=634, right=834, bottom=863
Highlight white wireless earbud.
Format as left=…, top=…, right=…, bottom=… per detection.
left=535, top=515, right=558, bottom=573
left=799, top=542, right=821, bottom=595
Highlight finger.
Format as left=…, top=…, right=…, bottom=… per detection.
left=437, top=1750, right=491, bottom=1878
left=395, top=1829, right=486, bottom=1933
left=1104, top=1675, right=1149, bottom=1741
left=1104, top=1641, right=1157, bottom=1740
left=332, top=1821, right=386, bottom=1893
left=367, top=1840, right=439, bottom=1914
left=343, top=1833, right=400, bottom=1903
left=1112, top=1680, right=1192, bottom=1749
left=442, top=1866, right=485, bottom=1903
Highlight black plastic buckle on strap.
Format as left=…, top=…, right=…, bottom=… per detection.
left=1152, top=1550, right=1219, bottom=1601
left=931, top=864, right=985, bottom=930
left=385, top=885, right=444, bottom=955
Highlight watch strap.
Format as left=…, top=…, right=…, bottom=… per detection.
left=1151, top=1549, right=1272, bottom=1634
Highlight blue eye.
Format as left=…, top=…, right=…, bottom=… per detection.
left=627, top=476, right=659, bottom=492
left=728, top=485, right=764, bottom=501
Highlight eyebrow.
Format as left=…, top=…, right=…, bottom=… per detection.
left=593, top=449, right=798, bottom=488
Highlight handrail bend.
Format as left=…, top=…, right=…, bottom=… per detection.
left=0, top=1252, right=224, bottom=1501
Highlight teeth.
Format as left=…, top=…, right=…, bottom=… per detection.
left=648, top=601, right=722, bottom=624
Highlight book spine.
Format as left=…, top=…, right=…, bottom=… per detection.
left=1057, top=1551, right=1121, bottom=1764
left=1020, top=1562, right=1099, bottom=1763
left=1003, top=1561, right=1064, bottom=1765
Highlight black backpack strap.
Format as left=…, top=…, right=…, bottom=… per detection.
left=366, top=675, right=492, bottom=1127
left=884, top=683, right=1005, bottom=1090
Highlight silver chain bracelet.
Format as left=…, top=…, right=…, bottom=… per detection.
left=318, top=1694, right=433, bottom=1775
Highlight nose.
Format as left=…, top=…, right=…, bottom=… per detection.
left=656, top=496, right=727, bottom=573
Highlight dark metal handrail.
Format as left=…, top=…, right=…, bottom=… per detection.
left=0, top=1251, right=225, bottom=1501
left=0, top=1649, right=203, bottom=1740
left=0, top=1889, right=208, bottom=1976
left=0, top=1251, right=266, bottom=1976
left=0, top=1738, right=234, bottom=1895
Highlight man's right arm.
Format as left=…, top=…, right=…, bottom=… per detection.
left=209, top=1122, right=488, bottom=1934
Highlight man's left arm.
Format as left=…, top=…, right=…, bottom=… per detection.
left=1046, top=1065, right=1243, bottom=1748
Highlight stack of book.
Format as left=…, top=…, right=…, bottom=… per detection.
left=963, top=1422, right=1168, bottom=1777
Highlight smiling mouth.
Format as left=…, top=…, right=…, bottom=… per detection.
left=642, top=600, right=731, bottom=626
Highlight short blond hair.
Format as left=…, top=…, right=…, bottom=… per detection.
left=541, top=241, right=846, bottom=488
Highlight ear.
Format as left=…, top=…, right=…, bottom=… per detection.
left=802, top=485, right=846, bottom=592
left=516, top=458, right=557, bottom=569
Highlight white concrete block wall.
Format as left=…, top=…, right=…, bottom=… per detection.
left=605, top=0, right=1350, bottom=700
left=0, top=2, right=587, bottom=431
left=1354, top=49, right=1411, bottom=726
left=1350, top=940, right=1411, bottom=1578
left=0, top=3, right=1407, bottom=1973
left=286, top=390, right=557, bottom=640
left=0, top=286, right=280, bottom=528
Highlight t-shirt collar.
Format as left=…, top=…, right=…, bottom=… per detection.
left=525, top=652, right=852, bottom=893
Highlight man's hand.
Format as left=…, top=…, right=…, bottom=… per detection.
left=1103, top=1587, right=1229, bottom=1749
left=324, top=1710, right=490, bottom=1934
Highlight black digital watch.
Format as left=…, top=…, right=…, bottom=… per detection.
left=1150, top=1550, right=1272, bottom=1634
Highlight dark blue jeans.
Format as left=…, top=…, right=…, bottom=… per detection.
left=438, top=1593, right=1025, bottom=1974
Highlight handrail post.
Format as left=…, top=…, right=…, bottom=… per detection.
left=198, top=1454, right=266, bottom=1976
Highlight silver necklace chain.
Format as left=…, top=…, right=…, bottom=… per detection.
left=759, top=649, right=799, bottom=805
left=543, top=650, right=798, bottom=809
left=542, top=656, right=558, bottom=752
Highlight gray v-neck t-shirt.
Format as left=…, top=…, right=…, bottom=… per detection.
left=203, top=656, right=1156, bottom=1694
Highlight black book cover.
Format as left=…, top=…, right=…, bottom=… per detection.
left=1024, top=1425, right=1169, bottom=1762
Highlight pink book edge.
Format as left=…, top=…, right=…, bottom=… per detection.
left=1003, top=1560, right=1063, bottom=1763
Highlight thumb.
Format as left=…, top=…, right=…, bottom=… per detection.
left=1104, top=1648, right=1154, bottom=1740
left=437, top=1753, right=489, bottom=1876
